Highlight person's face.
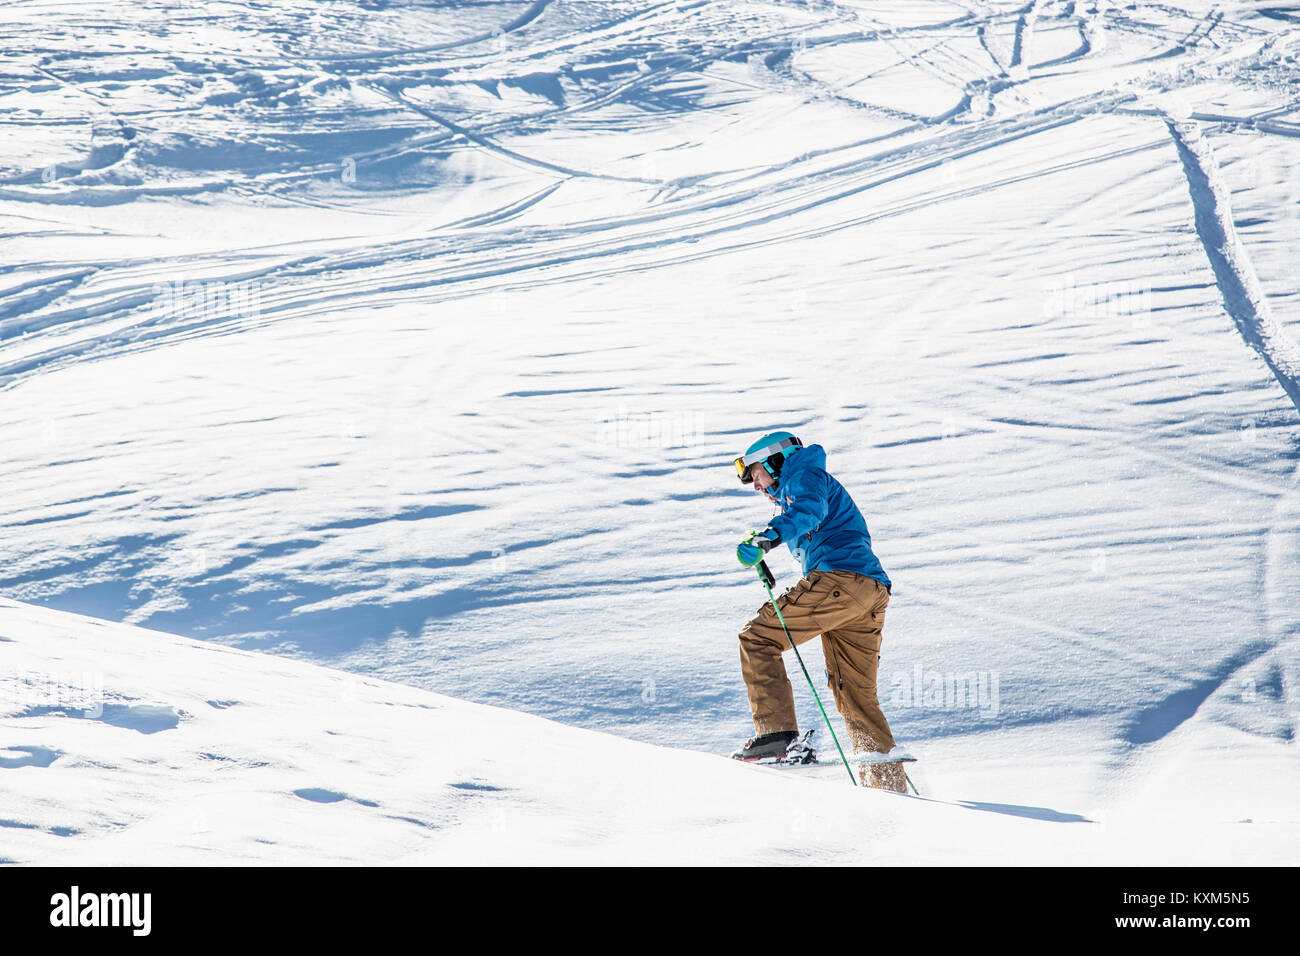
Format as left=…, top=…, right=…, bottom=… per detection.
left=750, top=463, right=777, bottom=501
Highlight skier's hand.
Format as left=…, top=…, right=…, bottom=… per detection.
left=736, top=530, right=779, bottom=567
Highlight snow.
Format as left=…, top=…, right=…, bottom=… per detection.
left=1, top=0, right=1298, bottom=864
left=3, top=596, right=1294, bottom=865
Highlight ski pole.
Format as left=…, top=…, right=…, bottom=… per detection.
left=755, top=559, right=858, bottom=787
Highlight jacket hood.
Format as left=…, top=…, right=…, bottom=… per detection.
left=772, top=443, right=825, bottom=493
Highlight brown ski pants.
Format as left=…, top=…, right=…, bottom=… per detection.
left=739, top=569, right=898, bottom=763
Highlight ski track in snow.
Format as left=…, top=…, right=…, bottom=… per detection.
left=1162, top=115, right=1300, bottom=414
left=1, top=0, right=1299, bottom=844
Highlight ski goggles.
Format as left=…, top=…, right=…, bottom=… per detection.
left=733, top=436, right=802, bottom=483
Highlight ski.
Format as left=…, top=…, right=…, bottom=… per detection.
left=732, top=733, right=921, bottom=795
left=851, top=750, right=918, bottom=765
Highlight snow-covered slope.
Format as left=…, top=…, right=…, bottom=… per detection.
left=2, top=1, right=1298, bottom=863
left=3, top=596, right=1294, bottom=864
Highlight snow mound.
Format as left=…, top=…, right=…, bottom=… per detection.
left=2, top=598, right=1294, bottom=864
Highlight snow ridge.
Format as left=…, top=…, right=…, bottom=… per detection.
left=1164, top=116, right=1300, bottom=415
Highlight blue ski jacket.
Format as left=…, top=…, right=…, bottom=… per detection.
left=764, top=444, right=891, bottom=590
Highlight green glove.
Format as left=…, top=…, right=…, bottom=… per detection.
left=736, top=530, right=778, bottom=567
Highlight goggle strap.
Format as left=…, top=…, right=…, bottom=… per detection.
left=739, top=437, right=801, bottom=469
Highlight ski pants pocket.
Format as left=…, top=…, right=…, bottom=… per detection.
left=779, top=571, right=824, bottom=609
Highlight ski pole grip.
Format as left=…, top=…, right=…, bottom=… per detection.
left=757, top=559, right=775, bottom=590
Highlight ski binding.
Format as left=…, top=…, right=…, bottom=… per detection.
left=742, top=728, right=817, bottom=766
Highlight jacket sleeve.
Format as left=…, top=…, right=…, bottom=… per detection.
left=767, top=469, right=830, bottom=543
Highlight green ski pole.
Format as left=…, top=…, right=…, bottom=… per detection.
left=755, top=558, right=858, bottom=787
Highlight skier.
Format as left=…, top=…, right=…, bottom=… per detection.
left=731, top=431, right=907, bottom=792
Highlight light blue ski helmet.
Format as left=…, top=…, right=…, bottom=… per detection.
left=733, top=431, right=802, bottom=484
